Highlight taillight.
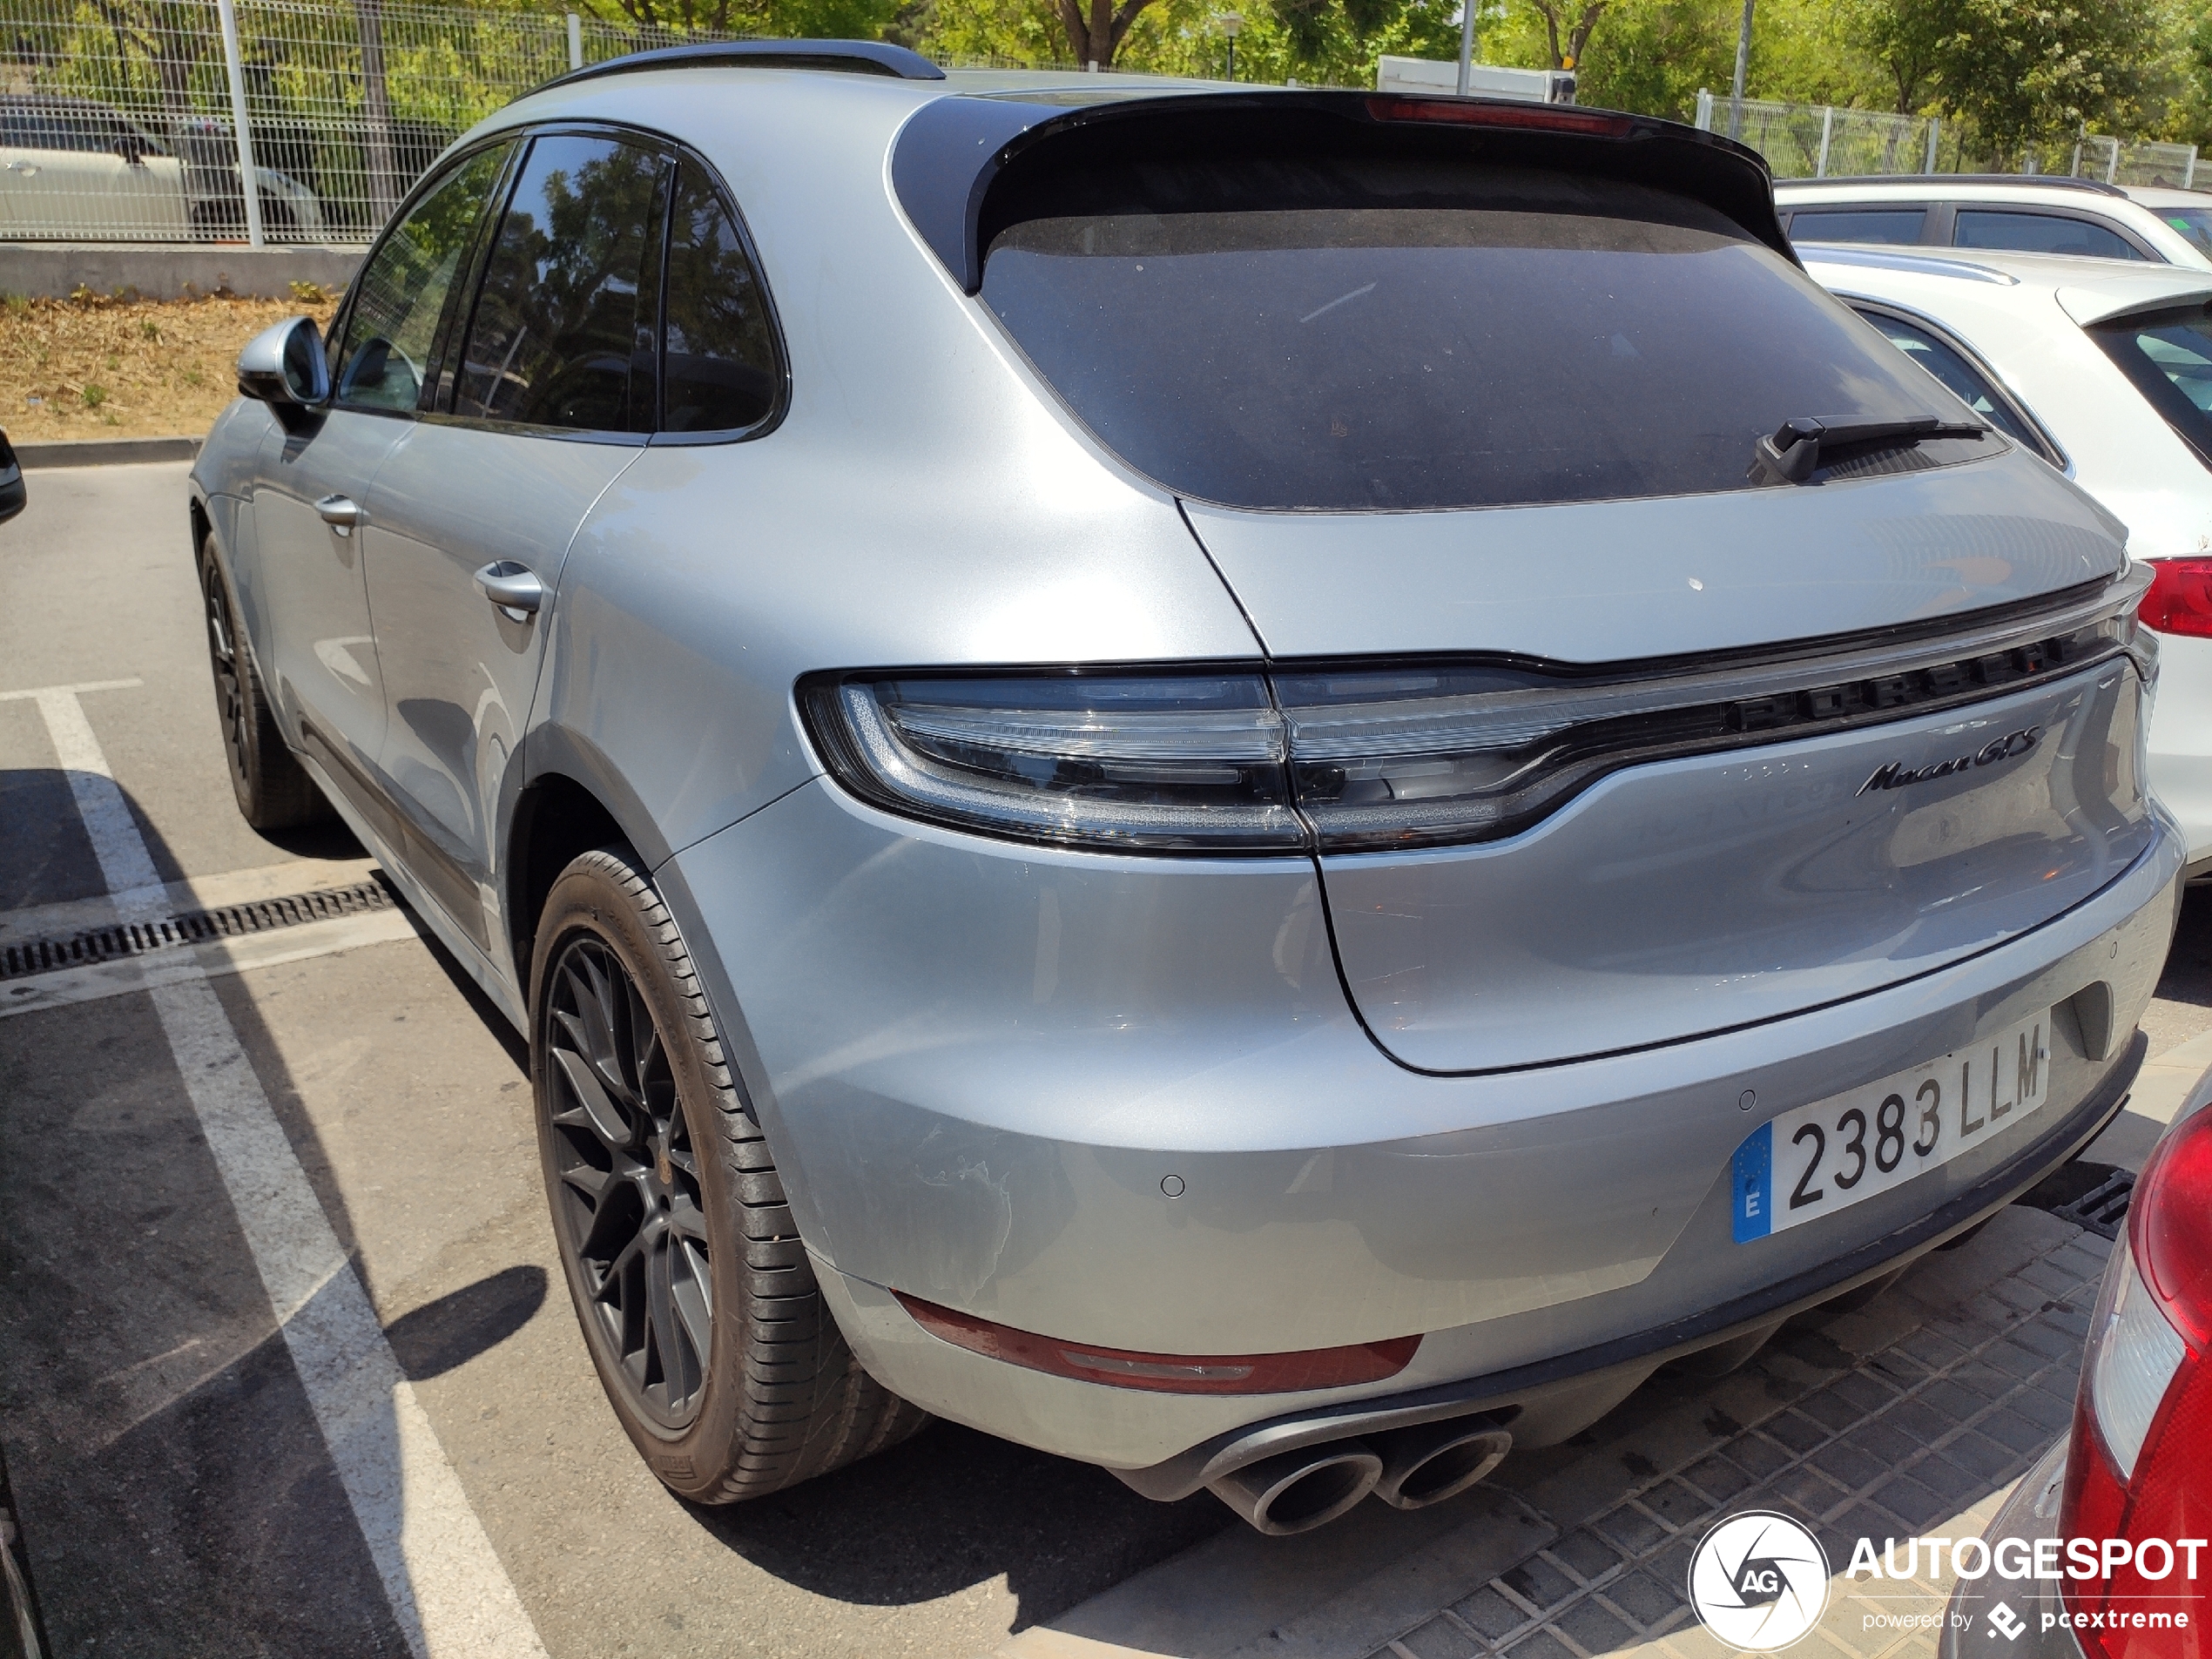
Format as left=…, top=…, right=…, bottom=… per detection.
left=894, top=1293, right=1419, bottom=1394
left=798, top=591, right=2137, bottom=856
left=2141, top=558, right=2212, bottom=639
left=2058, top=1104, right=2212, bottom=1659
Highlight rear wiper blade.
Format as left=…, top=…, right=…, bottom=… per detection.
left=1750, top=415, right=1985, bottom=485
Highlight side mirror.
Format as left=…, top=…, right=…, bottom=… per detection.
left=0, top=430, right=24, bottom=527
left=237, top=316, right=328, bottom=421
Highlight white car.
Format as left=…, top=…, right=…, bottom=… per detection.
left=0, top=96, right=326, bottom=241
left=1803, top=242, right=2212, bottom=878
left=1778, top=176, right=2212, bottom=269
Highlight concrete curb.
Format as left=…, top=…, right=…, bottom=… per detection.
left=17, top=436, right=202, bottom=469
left=0, top=244, right=364, bottom=301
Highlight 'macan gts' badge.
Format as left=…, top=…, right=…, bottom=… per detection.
left=1858, top=726, right=2041, bottom=796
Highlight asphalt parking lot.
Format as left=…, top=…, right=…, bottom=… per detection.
left=4, top=459, right=2210, bottom=1659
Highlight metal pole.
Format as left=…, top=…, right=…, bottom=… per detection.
left=1924, top=117, right=1939, bottom=173
left=567, top=11, right=583, bottom=71
left=1456, top=0, right=1476, bottom=95
left=1696, top=88, right=1713, bottom=132
left=1727, top=0, right=1752, bottom=140
left=1816, top=105, right=1832, bottom=178
left=2187, top=145, right=2197, bottom=190
left=215, top=0, right=263, bottom=248
left=2106, top=139, right=2120, bottom=185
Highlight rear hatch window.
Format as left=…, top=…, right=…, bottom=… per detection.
left=981, top=164, right=1985, bottom=510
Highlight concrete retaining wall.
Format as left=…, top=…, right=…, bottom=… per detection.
left=0, top=244, right=365, bottom=301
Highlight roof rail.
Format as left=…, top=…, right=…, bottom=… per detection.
left=1783, top=172, right=2128, bottom=198
left=542, top=39, right=946, bottom=91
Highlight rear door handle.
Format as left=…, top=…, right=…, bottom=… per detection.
left=315, top=494, right=364, bottom=535
left=474, top=561, right=546, bottom=622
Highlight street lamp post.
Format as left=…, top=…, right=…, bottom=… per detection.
left=1218, top=10, right=1243, bottom=80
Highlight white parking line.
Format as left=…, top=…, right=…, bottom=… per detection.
left=19, top=680, right=549, bottom=1659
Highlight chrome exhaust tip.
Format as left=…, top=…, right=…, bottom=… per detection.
left=1206, top=1440, right=1383, bottom=1535
left=1373, top=1418, right=1512, bottom=1510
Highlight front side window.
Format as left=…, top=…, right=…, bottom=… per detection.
left=1856, top=309, right=2053, bottom=460
left=2093, top=306, right=2212, bottom=464
left=982, top=165, right=1980, bottom=511
left=453, top=134, right=667, bottom=432
left=660, top=158, right=780, bottom=434
left=1953, top=210, right=2148, bottom=261
left=334, top=144, right=510, bottom=413
left=1788, top=207, right=1927, bottom=246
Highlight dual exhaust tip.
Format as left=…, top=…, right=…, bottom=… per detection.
left=1206, top=1418, right=1512, bottom=1536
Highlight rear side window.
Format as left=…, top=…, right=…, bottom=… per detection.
left=1855, top=309, right=2055, bottom=462
left=455, top=134, right=668, bottom=432
left=1953, top=210, right=2148, bottom=261
left=2160, top=207, right=2212, bottom=255
left=981, top=165, right=1981, bottom=510
left=336, top=144, right=510, bottom=414
left=2093, top=307, right=2212, bottom=464
left=1788, top=207, right=1927, bottom=246
left=660, top=158, right=780, bottom=433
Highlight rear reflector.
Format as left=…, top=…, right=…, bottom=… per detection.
left=895, top=1293, right=1420, bottom=1394
left=1364, top=96, right=1634, bottom=138
left=2140, top=557, right=2212, bottom=639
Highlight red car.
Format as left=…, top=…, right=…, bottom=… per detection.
left=1945, top=1072, right=2212, bottom=1659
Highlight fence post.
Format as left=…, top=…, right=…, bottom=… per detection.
left=1815, top=105, right=1832, bottom=177
left=1924, top=117, right=1939, bottom=173
left=357, top=0, right=400, bottom=229
left=214, top=0, right=264, bottom=247
left=1695, top=89, right=1713, bottom=132
left=567, top=12, right=583, bottom=71
left=2106, top=140, right=2120, bottom=185
left=2188, top=145, right=2199, bottom=190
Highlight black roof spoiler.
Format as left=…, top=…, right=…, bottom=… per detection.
left=891, top=90, right=1787, bottom=293
left=540, top=38, right=945, bottom=93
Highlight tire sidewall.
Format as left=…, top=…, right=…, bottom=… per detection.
left=195, top=529, right=260, bottom=818
left=529, top=853, right=752, bottom=1498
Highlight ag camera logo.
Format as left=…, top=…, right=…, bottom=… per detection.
left=1689, top=1511, right=1832, bottom=1651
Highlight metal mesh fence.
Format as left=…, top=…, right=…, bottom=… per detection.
left=1696, top=94, right=1939, bottom=178
left=1695, top=92, right=2202, bottom=191
left=1, top=0, right=738, bottom=244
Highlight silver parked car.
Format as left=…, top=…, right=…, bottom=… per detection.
left=191, top=44, right=2186, bottom=1534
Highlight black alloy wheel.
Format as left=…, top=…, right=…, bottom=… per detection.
left=197, top=532, right=324, bottom=830
left=204, top=560, right=253, bottom=792
left=543, top=934, right=713, bottom=1428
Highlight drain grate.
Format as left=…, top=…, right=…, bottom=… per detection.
left=2047, top=1169, right=2137, bottom=1239
left=0, top=879, right=396, bottom=981
left=2020, top=1158, right=2136, bottom=1241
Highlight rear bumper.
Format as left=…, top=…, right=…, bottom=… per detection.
left=664, top=780, right=2183, bottom=1473
left=2148, top=628, right=2212, bottom=875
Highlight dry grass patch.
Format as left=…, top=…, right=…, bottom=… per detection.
left=1, top=287, right=340, bottom=443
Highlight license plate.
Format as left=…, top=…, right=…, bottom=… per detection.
left=1732, top=1010, right=2052, bottom=1243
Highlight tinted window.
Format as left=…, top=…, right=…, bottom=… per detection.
left=1953, top=210, right=2148, bottom=260
left=455, top=135, right=666, bottom=432
left=2093, top=307, right=2212, bottom=462
left=335, top=144, right=509, bottom=412
left=1857, top=309, right=2052, bottom=459
left=1788, top=207, right=1927, bottom=246
left=660, top=158, right=779, bottom=433
left=2159, top=208, right=2212, bottom=255
left=982, top=168, right=1979, bottom=510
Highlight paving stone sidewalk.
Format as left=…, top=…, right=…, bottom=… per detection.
left=1364, top=1211, right=2109, bottom=1659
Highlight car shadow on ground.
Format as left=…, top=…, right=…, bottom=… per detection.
left=0, top=792, right=547, bottom=1657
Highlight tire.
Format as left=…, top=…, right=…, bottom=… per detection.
left=530, top=846, right=929, bottom=1501
left=198, top=530, right=328, bottom=830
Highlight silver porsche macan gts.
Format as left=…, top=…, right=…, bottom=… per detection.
left=191, top=42, right=2182, bottom=1534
